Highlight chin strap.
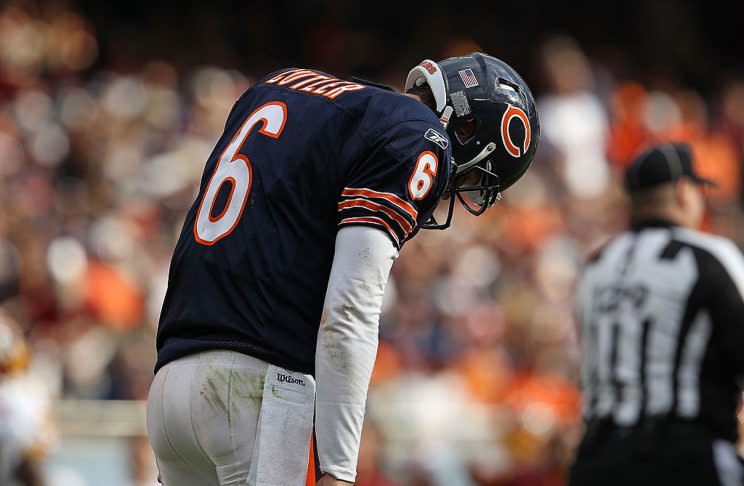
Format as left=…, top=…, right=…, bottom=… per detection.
left=439, top=106, right=453, bottom=130
left=421, top=164, right=458, bottom=230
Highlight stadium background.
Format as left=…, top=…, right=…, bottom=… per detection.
left=1, top=0, right=744, bottom=484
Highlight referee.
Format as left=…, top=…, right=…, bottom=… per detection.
left=569, top=143, right=744, bottom=486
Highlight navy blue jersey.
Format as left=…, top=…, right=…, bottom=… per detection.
left=155, top=68, right=452, bottom=374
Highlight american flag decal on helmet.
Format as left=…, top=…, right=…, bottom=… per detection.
left=459, top=69, right=479, bottom=88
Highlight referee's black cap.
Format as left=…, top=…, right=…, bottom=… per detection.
left=624, top=143, right=717, bottom=193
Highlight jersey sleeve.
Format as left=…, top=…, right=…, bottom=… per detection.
left=338, top=120, right=452, bottom=249
left=703, top=240, right=744, bottom=376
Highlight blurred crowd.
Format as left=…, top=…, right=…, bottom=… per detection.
left=1, top=2, right=744, bottom=485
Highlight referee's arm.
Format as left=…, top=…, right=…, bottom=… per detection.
left=704, top=240, right=744, bottom=377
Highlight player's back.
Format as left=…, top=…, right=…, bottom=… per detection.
left=156, top=68, right=452, bottom=374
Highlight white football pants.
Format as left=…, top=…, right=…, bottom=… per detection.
left=146, top=350, right=316, bottom=486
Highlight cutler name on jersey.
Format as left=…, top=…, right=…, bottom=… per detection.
left=155, top=68, right=453, bottom=375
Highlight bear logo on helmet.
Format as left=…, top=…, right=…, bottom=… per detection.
left=500, top=104, right=531, bottom=158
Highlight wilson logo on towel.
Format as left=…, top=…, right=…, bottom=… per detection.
left=277, top=372, right=306, bottom=386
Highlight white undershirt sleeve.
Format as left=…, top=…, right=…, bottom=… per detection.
left=314, top=225, right=398, bottom=482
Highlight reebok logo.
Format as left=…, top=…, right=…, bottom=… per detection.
left=425, top=128, right=449, bottom=150
left=277, top=372, right=305, bottom=386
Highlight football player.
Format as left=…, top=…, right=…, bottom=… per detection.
left=147, top=53, right=539, bottom=486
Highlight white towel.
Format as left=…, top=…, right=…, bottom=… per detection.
left=247, top=364, right=316, bottom=486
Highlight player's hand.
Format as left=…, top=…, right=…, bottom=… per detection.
left=317, top=473, right=353, bottom=486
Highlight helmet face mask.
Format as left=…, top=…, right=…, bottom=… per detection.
left=406, top=53, right=540, bottom=230
left=421, top=160, right=501, bottom=229
left=456, top=159, right=501, bottom=214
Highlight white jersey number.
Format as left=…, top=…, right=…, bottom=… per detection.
left=194, top=102, right=287, bottom=245
left=408, top=151, right=438, bottom=200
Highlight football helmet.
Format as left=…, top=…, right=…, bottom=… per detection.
left=405, top=52, right=540, bottom=228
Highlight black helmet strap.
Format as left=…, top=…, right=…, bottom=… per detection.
left=421, top=162, right=501, bottom=230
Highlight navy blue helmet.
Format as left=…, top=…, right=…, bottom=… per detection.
left=405, top=52, right=540, bottom=227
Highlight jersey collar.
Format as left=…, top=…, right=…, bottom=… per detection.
left=348, top=77, right=396, bottom=92
left=630, top=218, right=679, bottom=231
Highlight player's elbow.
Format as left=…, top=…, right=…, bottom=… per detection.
left=317, top=303, right=380, bottom=363
left=323, top=298, right=380, bottom=339
left=315, top=302, right=380, bottom=392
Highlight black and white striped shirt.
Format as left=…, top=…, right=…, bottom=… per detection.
left=576, top=219, right=744, bottom=440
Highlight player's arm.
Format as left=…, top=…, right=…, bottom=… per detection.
left=317, top=475, right=352, bottom=486
left=314, top=226, right=397, bottom=483
left=314, top=120, right=451, bottom=482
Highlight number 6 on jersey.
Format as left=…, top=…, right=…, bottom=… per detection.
left=408, top=150, right=438, bottom=200
left=194, top=102, right=287, bottom=245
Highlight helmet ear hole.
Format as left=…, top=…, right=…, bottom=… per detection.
left=496, top=77, right=521, bottom=93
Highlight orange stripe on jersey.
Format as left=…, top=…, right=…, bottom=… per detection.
left=338, top=198, right=413, bottom=235
left=341, top=188, right=418, bottom=221
left=339, top=216, right=400, bottom=246
left=306, top=436, right=316, bottom=486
